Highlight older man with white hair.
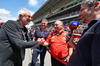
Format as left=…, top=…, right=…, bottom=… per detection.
left=42, top=20, right=73, bottom=66
left=0, top=8, right=44, bottom=66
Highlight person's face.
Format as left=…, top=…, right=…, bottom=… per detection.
left=79, top=4, right=93, bottom=24
left=21, top=11, right=32, bottom=26
left=54, top=21, right=63, bottom=31
left=41, top=20, right=47, bottom=29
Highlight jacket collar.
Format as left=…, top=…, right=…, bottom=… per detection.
left=40, top=28, right=47, bottom=32
left=17, top=20, right=23, bottom=29
left=16, top=20, right=27, bottom=32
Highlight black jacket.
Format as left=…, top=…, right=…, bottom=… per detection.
left=67, top=18, right=100, bottom=66
left=0, top=20, right=39, bottom=66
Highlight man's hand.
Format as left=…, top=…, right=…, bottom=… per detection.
left=66, top=35, right=71, bottom=43
left=68, top=34, right=74, bottom=43
left=37, top=38, right=45, bottom=45
left=41, top=38, right=45, bottom=42
left=68, top=33, right=76, bottom=49
left=64, top=55, right=70, bottom=62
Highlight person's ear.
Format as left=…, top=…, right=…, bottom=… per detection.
left=94, top=1, right=100, bottom=10
left=19, top=14, right=23, bottom=19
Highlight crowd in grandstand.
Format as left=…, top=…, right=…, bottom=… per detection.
left=48, top=10, right=80, bottom=22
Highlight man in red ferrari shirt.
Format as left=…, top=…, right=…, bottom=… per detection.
left=42, top=20, right=73, bottom=66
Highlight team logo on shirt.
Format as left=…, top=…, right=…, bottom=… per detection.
left=52, top=33, right=55, bottom=39
left=52, top=36, right=54, bottom=38
left=63, top=32, right=66, bottom=35
left=51, top=35, right=55, bottom=42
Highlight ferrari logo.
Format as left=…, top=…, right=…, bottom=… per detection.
left=52, top=36, right=54, bottom=38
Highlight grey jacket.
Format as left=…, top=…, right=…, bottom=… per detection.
left=0, top=20, right=39, bottom=66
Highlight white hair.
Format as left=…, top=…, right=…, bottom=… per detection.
left=57, top=20, right=63, bottom=25
left=17, top=8, right=30, bottom=20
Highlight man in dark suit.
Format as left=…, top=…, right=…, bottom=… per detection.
left=67, top=0, right=100, bottom=66
left=0, top=8, right=44, bottom=66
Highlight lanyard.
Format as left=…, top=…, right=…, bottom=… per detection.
left=21, top=29, right=27, bottom=42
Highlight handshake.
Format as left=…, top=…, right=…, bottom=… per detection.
left=37, top=38, right=45, bottom=45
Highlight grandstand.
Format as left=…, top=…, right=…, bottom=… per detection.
left=31, top=0, right=84, bottom=32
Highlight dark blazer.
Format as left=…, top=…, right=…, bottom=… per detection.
left=0, top=20, right=39, bottom=66
left=67, top=18, right=100, bottom=66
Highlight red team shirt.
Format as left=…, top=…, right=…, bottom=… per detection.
left=46, top=30, right=71, bottom=58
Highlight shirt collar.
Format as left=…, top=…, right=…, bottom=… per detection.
left=54, top=29, right=64, bottom=35
left=40, top=28, right=47, bottom=32
left=88, top=19, right=98, bottom=28
left=82, top=18, right=99, bottom=36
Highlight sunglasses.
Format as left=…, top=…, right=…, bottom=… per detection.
left=23, top=14, right=31, bottom=18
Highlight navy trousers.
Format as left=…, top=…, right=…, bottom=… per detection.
left=31, top=47, right=46, bottom=66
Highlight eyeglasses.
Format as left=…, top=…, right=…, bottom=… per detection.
left=23, top=14, right=31, bottom=18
